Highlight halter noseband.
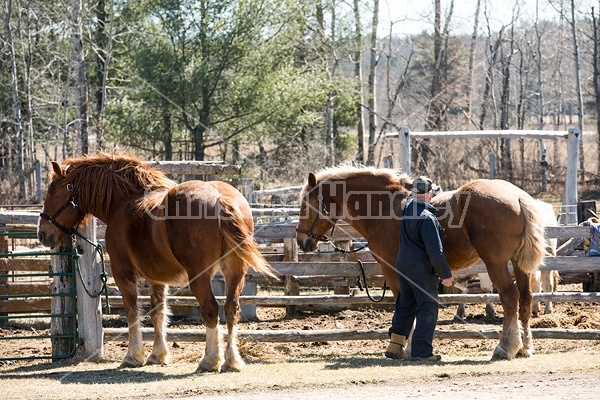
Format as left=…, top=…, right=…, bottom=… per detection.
left=39, top=183, right=85, bottom=237
left=296, top=192, right=337, bottom=242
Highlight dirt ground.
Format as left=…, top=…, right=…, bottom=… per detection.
left=2, top=286, right=600, bottom=399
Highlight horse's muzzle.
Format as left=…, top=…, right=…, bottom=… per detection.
left=37, top=229, right=57, bottom=249
left=297, top=236, right=318, bottom=253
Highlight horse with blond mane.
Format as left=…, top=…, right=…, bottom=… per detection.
left=37, top=153, right=276, bottom=372
left=296, top=166, right=547, bottom=360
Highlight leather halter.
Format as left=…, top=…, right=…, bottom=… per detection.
left=296, top=192, right=337, bottom=242
left=39, top=183, right=85, bottom=237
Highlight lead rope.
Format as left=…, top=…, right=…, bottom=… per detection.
left=71, top=233, right=111, bottom=313
left=356, top=260, right=387, bottom=303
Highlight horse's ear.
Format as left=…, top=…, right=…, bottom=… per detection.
left=308, top=172, right=317, bottom=188
left=51, top=161, right=63, bottom=178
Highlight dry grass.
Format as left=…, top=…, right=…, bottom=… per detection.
left=2, top=346, right=600, bottom=400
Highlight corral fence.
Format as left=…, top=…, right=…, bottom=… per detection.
left=1, top=136, right=599, bottom=360
left=2, top=208, right=599, bottom=360
left=0, top=231, right=77, bottom=361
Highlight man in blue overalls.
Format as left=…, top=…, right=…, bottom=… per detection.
left=385, top=177, right=454, bottom=361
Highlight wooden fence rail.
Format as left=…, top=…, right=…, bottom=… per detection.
left=103, top=327, right=600, bottom=343
left=106, top=291, right=600, bottom=309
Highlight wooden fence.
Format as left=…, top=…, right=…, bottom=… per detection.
left=2, top=205, right=599, bottom=357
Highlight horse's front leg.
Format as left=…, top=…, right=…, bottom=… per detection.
left=514, top=266, right=534, bottom=357
left=146, top=284, right=170, bottom=365
left=114, top=272, right=145, bottom=368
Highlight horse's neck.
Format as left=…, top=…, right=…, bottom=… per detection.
left=79, top=185, right=128, bottom=224
left=332, top=176, right=402, bottom=240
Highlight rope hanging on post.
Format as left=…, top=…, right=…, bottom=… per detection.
left=71, top=234, right=111, bottom=313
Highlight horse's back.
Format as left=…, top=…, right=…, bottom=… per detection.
left=435, top=179, right=541, bottom=270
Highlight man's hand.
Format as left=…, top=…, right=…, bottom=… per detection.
left=441, top=278, right=454, bottom=287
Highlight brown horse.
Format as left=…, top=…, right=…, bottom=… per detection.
left=296, top=166, right=547, bottom=360
left=37, top=153, right=275, bottom=372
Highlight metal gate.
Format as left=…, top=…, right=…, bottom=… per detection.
left=0, top=231, right=77, bottom=362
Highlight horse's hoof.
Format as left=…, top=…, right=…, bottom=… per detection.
left=491, top=346, right=513, bottom=361
left=220, top=364, right=242, bottom=373
left=195, top=359, right=221, bottom=374
left=146, top=353, right=169, bottom=365
left=119, top=356, right=144, bottom=368
left=517, top=347, right=533, bottom=358
left=195, top=365, right=221, bottom=374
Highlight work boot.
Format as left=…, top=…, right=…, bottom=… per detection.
left=384, top=333, right=408, bottom=359
left=410, top=354, right=442, bottom=362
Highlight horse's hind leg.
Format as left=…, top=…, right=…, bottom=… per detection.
left=189, top=277, right=223, bottom=373
left=113, top=271, right=145, bottom=368
left=220, top=254, right=247, bottom=372
left=484, top=262, right=521, bottom=360
left=146, top=284, right=170, bottom=365
left=513, top=264, right=534, bottom=357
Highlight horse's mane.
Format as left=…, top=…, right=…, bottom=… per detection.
left=301, top=165, right=409, bottom=194
left=314, top=165, right=410, bottom=183
left=57, top=152, right=175, bottom=217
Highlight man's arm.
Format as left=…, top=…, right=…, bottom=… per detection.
left=420, top=217, right=453, bottom=280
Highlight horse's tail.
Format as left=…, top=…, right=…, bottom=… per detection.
left=513, top=196, right=547, bottom=274
left=217, top=197, right=278, bottom=279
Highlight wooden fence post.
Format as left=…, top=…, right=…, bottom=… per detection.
left=51, top=236, right=75, bottom=361
left=563, top=128, right=580, bottom=226
left=0, top=234, right=8, bottom=326
left=397, top=127, right=411, bottom=174
left=283, top=238, right=299, bottom=315
left=75, top=218, right=104, bottom=360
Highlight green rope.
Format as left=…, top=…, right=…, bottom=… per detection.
left=71, top=234, right=111, bottom=314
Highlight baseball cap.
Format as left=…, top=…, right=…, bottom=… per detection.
left=412, top=176, right=433, bottom=194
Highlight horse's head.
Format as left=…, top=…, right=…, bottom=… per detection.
left=37, top=161, right=86, bottom=248
left=296, top=172, right=337, bottom=253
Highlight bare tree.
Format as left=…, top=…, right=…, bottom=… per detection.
left=366, top=0, right=378, bottom=165
left=93, top=0, right=109, bottom=150
left=353, top=0, right=365, bottom=164
left=534, top=0, right=548, bottom=191
left=4, top=0, right=25, bottom=200
left=465, top=0, right=481, bottom=127
left=72, top=0, right=89, bottom=155
left=499, top=20, right=514, bottom=181
left=569, top=0, right=585, bottom=183
left=592, top=5, right=600, bottom=176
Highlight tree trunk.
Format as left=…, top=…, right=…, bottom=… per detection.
left=162, top=106, right=172, bottom=161
left=353, top=0, right=364, bottom=164
left=500, top=28, right=513, bottom=181
left=535, top=1, right=547, bottom=191
left=5, top=0, right=25, bottom=200
left=465, top=0, right=481, bottom=127
left=569, top=0, right=585, bottom=184
left=193, top=125, right=205, bottom=161
left=72, top=0, right=89, bottom=155
left=479, top=29, right=503, bottom=130
left=326, top=0, right=336, bottom=166
left=94, top=0, right=108, bottom=150
left=366, top=0, right=378, bottom=166
left=593, top=6, right=600, bottom=176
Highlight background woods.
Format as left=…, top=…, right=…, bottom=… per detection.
left=1, top=0, right=600, bottom=203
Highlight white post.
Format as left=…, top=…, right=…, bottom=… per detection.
left=397, top=127, right=411, bottom=174
left=76, top=218, right=104, bottom=360
left=563, top=128, right=580, bottom=226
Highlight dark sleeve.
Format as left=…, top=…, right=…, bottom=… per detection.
left=419, top=216, right=452, bottom=279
